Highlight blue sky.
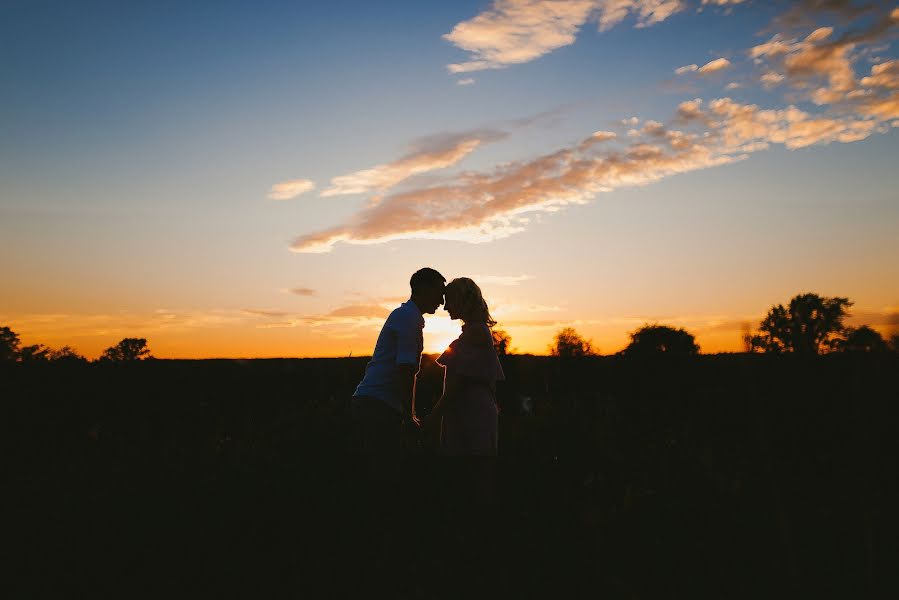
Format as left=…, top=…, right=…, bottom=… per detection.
left=2, top=0, right=898, bottom=357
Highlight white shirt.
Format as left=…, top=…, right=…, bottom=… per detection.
left=353, top=300, right=424, bottom=412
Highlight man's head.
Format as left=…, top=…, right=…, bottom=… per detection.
left=410, top=267, right=446, bottom=314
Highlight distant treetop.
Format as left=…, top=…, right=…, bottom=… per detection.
left=550, top=327, right=595, bottom=358
left=624, top=324, right=699, bottom=358
left=100, top=338, right=152, bottom=362
left=750, top=293, right=852, bottom=355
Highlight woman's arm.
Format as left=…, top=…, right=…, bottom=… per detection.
left=427, top=370, right=464, bottom=422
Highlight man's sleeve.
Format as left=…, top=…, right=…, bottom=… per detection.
left=394, top=312, right=423, bottom=367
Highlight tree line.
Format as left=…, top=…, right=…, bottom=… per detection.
left=0, top=331, right=151, bottom=364
left=500, top=292, right=897, bottom=358
left=2, top=292, right=896, bottom=364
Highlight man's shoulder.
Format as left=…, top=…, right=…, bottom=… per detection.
left=388, top=302, right=423, bottom=328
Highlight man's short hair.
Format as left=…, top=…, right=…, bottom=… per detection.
left=410, top=268, right=446, bottom=294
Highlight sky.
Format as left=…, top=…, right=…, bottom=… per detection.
left=2, top=0, right=898, bottom=358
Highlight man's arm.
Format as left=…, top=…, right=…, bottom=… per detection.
left=393, top=310, right=423, bottom=423
left=394, top=363, right=417, bottom=422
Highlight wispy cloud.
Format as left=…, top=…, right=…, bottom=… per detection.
left=698, top=57, right=731, bottom=74
left=268, top=179, right=315, bottom=200
left=774, top=0, right=878, bottom=29
left=596, top=0, right=687, bottom=32
left=287, top=287, right=317, bottom=296
left=473, top=274, right=536, bottom=285
left=292, top=78, right=896, bottom=253
left=457, top=78, right=476, bottom=86
left=749, top=7, right=899, bottom=106
left=242, top=309, right=290, bottom=318
left=320, top=129, right=507, bottom=197
left=287, top=0, right=897, bottom=254
left=443, top=0, right=704, bottom=73
left=444, top=0, right=596, bottom=73
left=327, top=304, right=390, bottom=318
left=676, top=57, right=731, bottom=75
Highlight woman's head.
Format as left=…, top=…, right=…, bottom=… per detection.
left=443, top=277, right=496, bottom=326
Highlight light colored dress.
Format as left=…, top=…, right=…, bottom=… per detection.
left=435, top=323, right=505, bottom=456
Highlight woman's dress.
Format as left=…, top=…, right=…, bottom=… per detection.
left=435, top=323, right=505, bottom=456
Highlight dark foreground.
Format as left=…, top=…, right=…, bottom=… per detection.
left=5, top=354, right=898, bottom=598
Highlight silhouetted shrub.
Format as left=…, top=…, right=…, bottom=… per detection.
left=623, top=324, right=699, bottom=358
left=99, top=338, right=152, bottom=362
left=550, top=327, right=595, bottom=358
left=0, top=326, right=20, bottom=361
left=837, top=325, right=889, bottom=353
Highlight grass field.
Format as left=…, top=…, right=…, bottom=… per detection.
left=5, top=353, right=897, bottom=597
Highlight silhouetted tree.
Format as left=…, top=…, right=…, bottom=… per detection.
left=624, top=324, right=699, bottom=358
left=1, top=326, right=20, bottom=361
left=19, top=344, right=51, bottom=363
left=550, top=327, right=595, bottom=357
left=100, top=338, right=151, bottom=362
left=837, top=326, right=889, bottom=353
left=750, top=293, right=852, bottom=355
left=492, top=329, right=512, bottom=355
left=50, top=346, right=88, bottom=365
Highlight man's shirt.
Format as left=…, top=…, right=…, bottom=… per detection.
left=353, top=300, right=424, bottom=413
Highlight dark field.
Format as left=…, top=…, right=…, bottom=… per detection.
left=5, top=354, right=897, bottom=598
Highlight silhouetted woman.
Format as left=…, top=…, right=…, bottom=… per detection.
left=420, top=277, right=505, bottom=517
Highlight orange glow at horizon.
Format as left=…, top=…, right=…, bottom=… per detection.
left=4, top=309, right=894, bottom=360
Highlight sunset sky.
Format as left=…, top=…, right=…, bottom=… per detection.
left=2, top=0, right=898, bottom=358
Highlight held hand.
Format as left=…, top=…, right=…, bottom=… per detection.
left=419, top=414, right=438, bottom=432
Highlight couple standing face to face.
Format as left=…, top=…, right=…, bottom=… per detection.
left=411, top=272, right=484, bottom=324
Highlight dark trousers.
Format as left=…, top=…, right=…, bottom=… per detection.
left=351, top=395, right=403, bottom=459
left=349, top=397, right=405, bottom=567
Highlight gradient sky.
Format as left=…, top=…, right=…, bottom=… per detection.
left=2, top=0, right=898, bottom=358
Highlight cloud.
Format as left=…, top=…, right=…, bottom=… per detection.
left=775, top=0, right=878, bottom=29
left=596, top=0, right=686, bottom=31
left=444, top=0, right=596, bottom=73
left=268, top=179, right=315, bottom=200
left=676, top=57, right=730, bottom=76
left=856, top=61, right=899, bottom=120
left=676, top=98, right=704, bottom=121
left=860, top=59, right=899, bottom=89
left=749, top=7, right=899, bottom=106
left=242, top=309, right=290, bottom=318
left=473, top=274, right=536, bottom=285
left=286, top=0, right=898, bottom=254
left=290, top=117, right=744, bottom=253
left=760, top=71, right=786, bottom=86
left=578, top=130, right=619, bottom=151
left=327, top=304, right=390, bottom=318
left=443, top=0, right=693, bottom=73
left=288, top=287, right=317, bottom=296
left=457, top=78, right=476, bottom=85
left=320, top=129, right=506, bottom=197
left=292, top=80, right=898, bottom=254
left=675, top=64, right=698, bottom=75
left=496, top=303, right=562, bottom=313
left=698, top=57, right=731, bottom=74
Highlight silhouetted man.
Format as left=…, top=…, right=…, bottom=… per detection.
left=350, top=268, right=445, bottom=569
left=351, top=267, right=445, bottom=460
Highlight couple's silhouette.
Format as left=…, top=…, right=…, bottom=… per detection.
left=351, top=267, right=504, bottom=459
left=349, top=268, right=504, bottom=583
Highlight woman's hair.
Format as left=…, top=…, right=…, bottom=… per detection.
left=445, top=277, right=497, bottom=327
